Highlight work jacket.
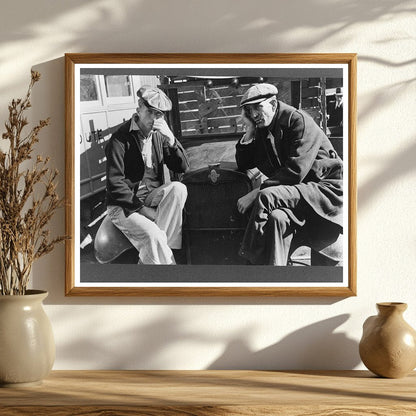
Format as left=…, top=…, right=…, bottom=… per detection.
left=105, top=119, right=189, bottom=216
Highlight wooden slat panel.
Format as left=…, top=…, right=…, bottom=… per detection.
left=178, top=82, right=244, bottom=135
left=208, top=107, right=241, bottom=118
left=179, top=99, right=242, bottom=118
left=179, top=100, right=199, bottom=111
left=175, top=77, right=325, bottom=136
left=181, top=117, right=241, bottom=135
left=178, top=91, right=244, bottom=105
left=178, top=89, right=204, bottom=102
left=178, top=109, right=199, bottom=121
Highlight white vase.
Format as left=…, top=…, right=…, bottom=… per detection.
left=0, top=290, right=55, bottom=387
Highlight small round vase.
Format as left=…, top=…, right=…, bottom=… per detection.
left=359, top=302, right=416, bottom=378
left=0, top=290, right=55, bottom=387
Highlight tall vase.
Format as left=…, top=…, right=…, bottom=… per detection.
left=0, top=290, right=55, bottom=387
left=359, top=302, right=416, bottom=378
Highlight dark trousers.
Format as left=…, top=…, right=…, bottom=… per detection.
left=239, top=185, right=309, bottom=265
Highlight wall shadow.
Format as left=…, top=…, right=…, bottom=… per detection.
left=53, top=310, right=359, bottom=370
left=0, top=0, right=414, bottom=56
left=0, top=0, right=414, bottom=96
left=359, top=139, right=416, bottom=209
left=53, top=307, right=222, bottom=370
left=207, top=314, right=360, bottom=370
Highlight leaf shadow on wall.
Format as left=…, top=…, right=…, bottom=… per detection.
left=0, top=0, right=415, bottom=97
left=52, top=308, right=359, bottom=370
left=0, top=0, right=412, bottom=50
left=358, top=139, right=416, bottom=209
left=207, top=314, right=360, bottom=370
left=53, top=309, right=218, bottom=369
left=355, top=56, right=416, bottom=210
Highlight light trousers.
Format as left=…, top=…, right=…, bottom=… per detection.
left=108, top=182, right=187, bottom=265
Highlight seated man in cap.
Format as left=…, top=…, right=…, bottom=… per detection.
left=235, top=83, right=343, bottom=266
left=105, top=85, right=189, bottom=264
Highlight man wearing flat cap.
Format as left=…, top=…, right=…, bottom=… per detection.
left=105, top=85, right=189, bottom=264
left=236, top=83, right=343, bottom=265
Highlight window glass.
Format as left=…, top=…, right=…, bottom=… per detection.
left=80, top=74, right=98, bottom=102
left=105, top=75, right=132, bottom=98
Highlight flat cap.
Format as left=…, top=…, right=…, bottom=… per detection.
left=240, top=83, right=278, bottom=106
left=137, top=85, right=172, bottom=112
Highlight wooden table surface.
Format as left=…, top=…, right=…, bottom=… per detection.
left=0, top=370, right=415, bottom=415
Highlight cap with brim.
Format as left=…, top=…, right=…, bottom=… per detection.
left=335, top=87, right=343, bottom=95
left=137, top=86, right=172, bottom=112
left=240, top=83, right=278, bottom=106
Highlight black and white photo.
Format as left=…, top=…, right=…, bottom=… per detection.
left=65, top=54, right=356, bottom=296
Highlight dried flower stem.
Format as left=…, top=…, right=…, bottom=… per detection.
left=0, top=71, right=66, bottom=295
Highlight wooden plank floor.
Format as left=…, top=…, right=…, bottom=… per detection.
left=0, top=370, right=415, bottom=415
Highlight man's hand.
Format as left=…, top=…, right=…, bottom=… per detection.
left=152, top=119, right=175, bottom=147
left=240, top=108, right=256, bottom=144
left=237, top=188, right=260, bottom=214
left=139, top=206, right=157, bottom=221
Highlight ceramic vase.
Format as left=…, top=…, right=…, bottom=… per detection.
left=359, top=302, right=416, bottom=378
left=0, top=290, right=55, bottom=387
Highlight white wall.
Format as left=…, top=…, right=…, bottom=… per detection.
left=1, top=0, right=415, bottom=370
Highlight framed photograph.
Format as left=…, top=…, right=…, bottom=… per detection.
left=65, top=53, right=356, bottom=296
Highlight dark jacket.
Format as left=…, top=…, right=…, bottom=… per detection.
left=105, top=119, right=189, bottom=216
left=327, top=100, right=343, bottom=137
left=327, top=100, right=343, bottom=127
left=236, top=101, right=343, bottom=227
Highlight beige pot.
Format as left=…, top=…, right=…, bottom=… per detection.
left=0, top=290, right=55, bottom=387
left=359, top=302, right=416, bottom=378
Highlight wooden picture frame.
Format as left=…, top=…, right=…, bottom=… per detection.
left=65, top=53, right=356, bottom=296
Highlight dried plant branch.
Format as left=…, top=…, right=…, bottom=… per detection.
left=0, top=71, right=67, bottom=295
